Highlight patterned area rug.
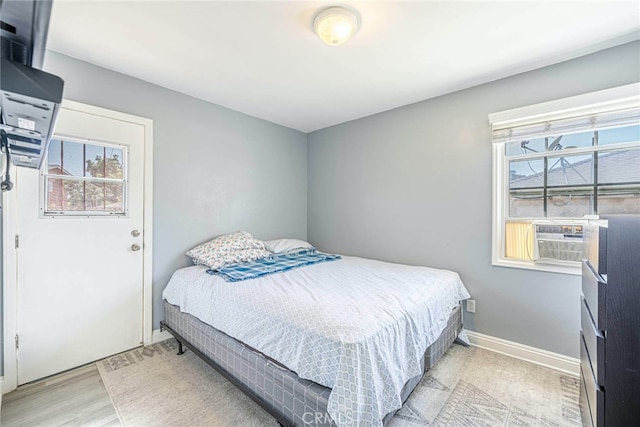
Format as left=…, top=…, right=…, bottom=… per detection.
left=98, top=340, right=580, bottom=427
left=98, top=339, right=277, bottom=426
left=389, top=345, right=581, bottom=427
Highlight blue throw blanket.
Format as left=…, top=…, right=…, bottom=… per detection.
left=207, top=249, right=341, bottom=282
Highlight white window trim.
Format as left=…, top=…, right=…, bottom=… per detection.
left=489, top=83, right=640, bottom=129
left=490, top=82, right=640, bottom=275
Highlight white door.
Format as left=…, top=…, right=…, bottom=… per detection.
left=16, top=105, right=146, bottom=384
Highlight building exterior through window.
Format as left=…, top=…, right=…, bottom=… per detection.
left=490, top=84, right=640, bottom=274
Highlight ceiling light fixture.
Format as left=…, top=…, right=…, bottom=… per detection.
left=313, top=6, right=360, bottom=46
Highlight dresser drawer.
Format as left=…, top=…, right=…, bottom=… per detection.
left=582, top=261, right=606, bottom=330
left=580, top=365, right=595, bottom=427
left=583, top=222, right=607, bottom=276
left=581, top=335, right=604, bottom=427
left=581, top=301, right=605, bottom=385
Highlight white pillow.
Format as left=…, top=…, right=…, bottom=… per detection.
left=186, top=231, right=267, bottom=268
left=264, top=238, right=314, bottom=254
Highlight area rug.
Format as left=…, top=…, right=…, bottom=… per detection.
left=97, top=339, right=276, bottom=426
left=390, top=344, right=581, bottom=427
left=98, top=339, right=581, bottom=427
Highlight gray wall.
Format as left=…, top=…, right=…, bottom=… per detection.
left=43, top=51, right=308, bottom=331
left=307, top=41, right=640, bottom=358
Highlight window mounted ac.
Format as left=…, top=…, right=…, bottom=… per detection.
left=532, top=220, right=585, bottom=265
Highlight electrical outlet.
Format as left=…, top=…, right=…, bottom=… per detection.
left=466, top=299, right=476, bottom=313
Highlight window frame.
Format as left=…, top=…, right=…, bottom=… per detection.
left=40, top=135, right=129, bottom=218
left=491, top=83, right=640, bottom=275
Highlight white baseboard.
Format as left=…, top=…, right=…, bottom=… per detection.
left=151, top=328, right=172, bottom=344
left=465, top=330, right=580, bottom=376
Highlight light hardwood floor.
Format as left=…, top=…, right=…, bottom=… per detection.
left=1, top=363, right=120, bottom=427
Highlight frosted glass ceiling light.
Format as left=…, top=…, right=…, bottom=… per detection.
left=313, top=6, right=360, bottom=46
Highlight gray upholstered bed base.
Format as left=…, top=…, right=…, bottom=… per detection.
left=162, top=301, right=462, bottom=426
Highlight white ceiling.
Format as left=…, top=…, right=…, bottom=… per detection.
left=48, top=1, right=640, bottom=133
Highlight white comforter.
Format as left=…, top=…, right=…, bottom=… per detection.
left=162, top=256, right=470, bottom=426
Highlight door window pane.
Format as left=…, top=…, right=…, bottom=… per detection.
left=47, top=139, right=62, bottom=174
left=83, top=182, right=124, bottom=212
left=85, top=144, right=105, bottom=178
left=105, top=182, right=124, bottom=212
left=44, top=140, right=126, bottom=215
left=104, top=147, right=124, bottom=179
left=60, top=141, right=85, bottom=177
left=85, top=182, right=105, bottom=211
left=47, top=178, right=85, bottom=211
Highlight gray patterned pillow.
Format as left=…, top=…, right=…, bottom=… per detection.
left=204, top=248, right=271, bottom=270
left=186, top=231, right=268, bottom=268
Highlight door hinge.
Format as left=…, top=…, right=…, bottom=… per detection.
left=15, top=334, right=19, bottom=349
left=15, top=234, right=19, bottom=249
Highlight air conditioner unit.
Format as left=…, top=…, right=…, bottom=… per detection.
left=533, top=221, right=585, bottom=264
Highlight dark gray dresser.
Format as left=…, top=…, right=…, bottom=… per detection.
left=580, top=215, right=640, bottom=427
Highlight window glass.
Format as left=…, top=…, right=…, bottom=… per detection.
left=105, top=182, right=124, bottom=211
left=60, top=141, right=85, bottom=177
left=506, top=137, right=545, bottom=156
left=596, top=148, right=640, bottom=215
left=104, top=147, right=124, bottom=179
left=85, top=144, right=105, bottom=178
left=547, top=131, right=594, bottom=151
left=81, top=182, right=124, bottom=212
left=598, top=149, right=640, bottom=185
left=547, top=188, right=593, bottom=217
left=85, top=182, right=105, bottom=211
left=509, top=189, right=544, bottom=218
left=44, top=140, right=126, bottom=215
left=47, top=139, right=62, bottom=174
left=597, top=192, right=640, bottom=215
left=598, top=124, right=640, bottom=146
left=546, top=154, right=593, bottom=187
left=46, top=178, right=85, bottom=211
left=509, top=159, right=544, bottom=189
left=509, top=159, right=544, bottom=217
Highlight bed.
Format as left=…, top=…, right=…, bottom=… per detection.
left=161, top=254, right=470, bottom=426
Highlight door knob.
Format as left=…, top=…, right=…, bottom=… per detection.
left=131, top=229, right=141, bottom=237
left=131, top=243, right=141, bottom=252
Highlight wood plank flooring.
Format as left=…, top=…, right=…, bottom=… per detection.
left=0, top=363, right=120, bottom=427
